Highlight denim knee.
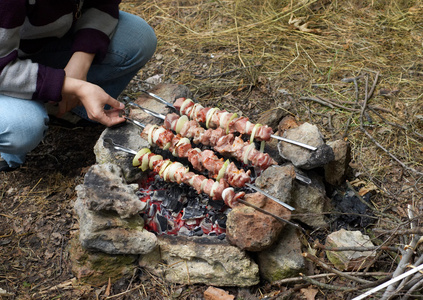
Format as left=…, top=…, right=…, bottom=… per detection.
left=0, top=99, right=49, bottom=155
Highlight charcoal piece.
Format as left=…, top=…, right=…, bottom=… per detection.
left=210, top=213, right=227, bottom=229
left=148, top=203, right=157, bottom=218
left=182, top=200, right=206, bottom=220
left=190, top=226, right=204, bottom=236
left=151, top=186, right=184, bottom=214
left=155, top=213, right=168, bottom=234
left=150, top=190, right=167, bottom=202
left=331, top=188, right=374, bottom=231
left=207, top=199, right=225, bottom=210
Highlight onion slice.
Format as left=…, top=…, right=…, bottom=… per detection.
left=260, top=141, right=265, bottom=153
left=159, top=160, right=172, bottom=177
left=210, top=181, right=220, bottom=198
left=243, top=143, right=256, bottom=164
left=152, top=127, right=165, bottom=144
left=250, top=123, right=262, bottom=143
left=180, top=98, right=193, bottom=115
left=132, top=148, right=151, bottom=167
left=149, top=154, right=163, bottom=169
left=226, top=113, right=238, bottom=134
left=172, top=137, right=191, bottom=157
left=206, top=108, right=218, bottom=129
left=148, top=125, right=158, bottom=146
left=216, top=159, right=230, bottom=181
left=141, top=153, right=150, bottom=171
left=175, top=115, right=189, bottom=134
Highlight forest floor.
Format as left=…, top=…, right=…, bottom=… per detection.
left=1, top=0, right=423, bottom=299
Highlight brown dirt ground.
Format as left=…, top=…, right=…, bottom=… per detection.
left=2, top=0, right=423, bottom=299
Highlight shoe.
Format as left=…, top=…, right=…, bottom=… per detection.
left=0, top=158, right=18, bottom=172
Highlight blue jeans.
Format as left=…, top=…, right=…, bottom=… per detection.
left=0, top=11, right=157, bottom=168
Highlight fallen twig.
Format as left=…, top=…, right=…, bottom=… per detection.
left=313, top=240, right=399, bottom=252
left=273, top=272, right=390, bottom=286
left=352, top=264, right=423, bottom=300
left=380, top=205, right=422, bottom=299
left=300, top=273, right=358, bottom=292
left=303, top=252, right=371, bottom=284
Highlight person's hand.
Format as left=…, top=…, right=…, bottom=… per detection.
left=57, top=52, right=92, bottom=117
left=59, top=51, right=126, bottom=127
left=62, top=77, right=125, bottom=127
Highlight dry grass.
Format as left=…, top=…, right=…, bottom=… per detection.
left=122, top=0, right=423, bottom=208
left=1, top=0, right=423, bottom=299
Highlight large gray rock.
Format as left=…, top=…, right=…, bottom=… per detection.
left=74, top=163, right=157, bottom=254
left=278, top=123, right=334, bottom=170
left=324, top=140, right=351, bottom=186
left=325, top=229, right=376, bottom=271
left=291, top=171, right=330, bottom=228
left=254, top=164, right=296, bottom=206
left=257, top=226, right=305, bottom=282
left=94, top=125, right=149, bottom=183
left=139, top=236, right=259, bottom=287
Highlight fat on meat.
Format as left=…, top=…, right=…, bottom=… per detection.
left=200, top=150, right=225, bottom=176
left=174, top=98, right=185, bottom=111
left=225, top=162, right=251, bottom=187
left=164, top=113, right=179, bottom=130
left=187, top=149, right=205, bottom=172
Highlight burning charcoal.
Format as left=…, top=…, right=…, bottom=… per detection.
left=218, top=233, right=226, bottom=240
left=215, top=214, right=227, bottom=229
left=207, top=199, right=225, bottom=210
left=182, top=202, right=206, bottom=220
left=190, top=226, right=204, bottom=236
left=150, top=189, right=167, bottom=202
left=155, top=213, right=168, bottom=234
left=178, top=226, right=191, bottom=236
left=200, top=218, right=213, bottom=234
left=148, top=203, right=157, bottom=218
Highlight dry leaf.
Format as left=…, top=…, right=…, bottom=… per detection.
left=358, top=183, right=378, bottom=196
left=300, top=287, right=318, bottom=300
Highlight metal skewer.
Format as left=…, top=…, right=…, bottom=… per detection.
left=138, top=90, right=317, bottom=151
left=245, top=183, right=295, bottom=211
left=123, top=115, right=311, bottom=186
left=126, top=101, right=166, bottom=120
left=139, top=89, right=174, bottom=108
left=104, top=137, right=296, bottom=211
left=103, top=138, right=138, bottom=155
left=104, top=137, right=302, bottom=228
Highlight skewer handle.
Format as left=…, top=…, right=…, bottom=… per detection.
left=139, top=89, right=175, bottom=108
left=295, top=174, right=312, bottom=184
left=124, top=116, right=146, bottom=129
left=245, top=183, right=295, bottom=211
left=103, top=138, right=138, bottom=155
left=271, top=134, right=317, bottom=151
left=127, top=102, right=166, bottom=120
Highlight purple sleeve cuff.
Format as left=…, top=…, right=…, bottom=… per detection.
left=33, top=65, right=65, bottom=102
left=71, top=28, right=110, bottom=63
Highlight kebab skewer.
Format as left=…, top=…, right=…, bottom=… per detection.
left=140, top=123, right=252, bottom=188
left=163, top=113, right=277, bottom=170
left=123, top=106, right=311, bottom=184
left=133, top=148, right=245, bottom=208
left=125, top=102, right=276, bottom=170
left=104, top=138, right=300, bottom=230
left=136, top=92, right=317, bottom=151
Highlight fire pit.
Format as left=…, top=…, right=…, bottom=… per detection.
left=73, top=83, right=349, bottom=286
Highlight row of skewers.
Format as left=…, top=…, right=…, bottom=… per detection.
left=110, top=92, right=317, bottom=211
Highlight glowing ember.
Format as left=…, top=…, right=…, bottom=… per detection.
left=137, top=174, right=228, bottom=239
